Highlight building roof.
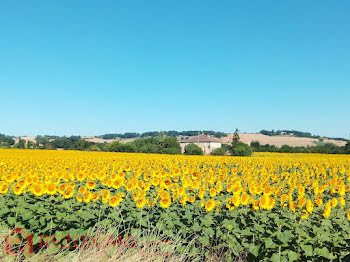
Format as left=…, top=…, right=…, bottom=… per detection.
left=181, top=134, right=221, bottom=143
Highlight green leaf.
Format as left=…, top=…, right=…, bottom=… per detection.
left=166, top=220, right=174, bottom=228
left=295, top=227, right=309, bottom=238
left=40, top=216, right=46, bottom=226
left=184, top=210, right=192, bottom=220
left=100, top=219, right=112, bottom=227
left=29, top=218, right=39, bottom=226
left=271, top=254, right=288, bottom=262
left=271, top=253, right=281, bottom=262
left=199, top=235, right=210, bottom=246
left=265, top=238, right=278, bottom=249
left=315, top=247, right=336, bottom=259
left=7, top=216, right=16, bottom=226
left=249, top=244, right=260, bottom=257
left=240, top=228, right=253, bottom=236
left=287, top=251, right=300, bottom=261
left=300, top=244, right=313, bottom=257
left=255, top=224, right=266, bottom=233
left=0, top=207, right=10, bottom=216
left=192, top=222, right=201, bottom=232
left=201, top=215, right=213, bottom=227
left=276, top=230, right=292, bottom=244
left=37, top=207, right=48, bottom=214
left=203, top=227, right=214, bottom=237
left=139, top=218, right=148, bottom=227
left=79, top=211, right=95, bottom=220
left=33, top=235, right=41, bottom=245
left=56, top=212, right=65, bottom=220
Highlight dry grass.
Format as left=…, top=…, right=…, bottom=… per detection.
left=0, top=223, right=247, bottom=262
left=0, top=224, right=196, bottom=262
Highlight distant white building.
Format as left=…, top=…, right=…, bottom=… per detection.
left=180, top=134, right=222, bottom=155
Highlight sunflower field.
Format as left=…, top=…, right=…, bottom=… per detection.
left=1, top=149, right=350, bottom=261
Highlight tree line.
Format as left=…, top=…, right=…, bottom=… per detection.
left=260, top=129, right=348, bottom=141
left=250, top=141, right=350, bottom=154
left=98, top=130, right=227, bottom=139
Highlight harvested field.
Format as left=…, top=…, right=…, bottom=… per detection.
left=220, top=133, right=347, bottom=147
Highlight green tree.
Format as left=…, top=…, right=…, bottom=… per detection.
left=230, top=142, right=252, bottom=156
left=15, top=139, right=26, bottom=149
left=161, top=147, right=181, bottom=155
left=26, top=141, right=34, bottom=149
left=75, top=140, right=95, bottom=151
left=280, top=144, right=292, bottom=153
left=250, top=141, right=261, bottom=151
left=139, top=144, right=160, bottom=153
left=159, top=131, right=166, bottom=138
left=344, top=141, right=350, bottom=154
left=0, top=134, right=15, bottom=148
left=123, top=143, right=137, bottom=153
left=35, top=136, right=50, bottom=147
left=89, top=145, right=102, bottom=151
left=232, top=128, right=240, bottom=147
left=106, top=141, right=124, bottom=152
left=210, top=147, right=226, bottom=156
left=184, top=143, right=203, bottom=155
left=161, top=137, right=181, bottom=154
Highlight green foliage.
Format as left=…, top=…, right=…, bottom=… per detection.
left=210, top=147, right=226, bottom=156
left=139, top=143, right=160, bottom=153
left=26, top=141, right=34, bottom=149
left=99, top=130, right=227, bottom=139
left=221, top=143, right=230, bottom=152
left=231, top=128, right=240, bottom=147
left=250, top=141, right=260, bottom=148
left=260, top=129, right=348, bottom=142
left=46, top=137, right=103, bottom=151
left=0, top=134, right=15, bottom=147
left=98, top=133, right=122, bottom=139
left=161, top=137, right=181, bottom=154
left=230, top=142, right=252, bottom=156
left=260, top=129, right=319, bottom=139
left=251, top=141, right=349, bottom=154
left=161, top=147, right=181, bottom=155
left=3, top=191, right=350, bottom=261
left=106, top=137, right=181, bottom=155
left=280, top=144, right=293, bottom=153
left=122, top=143, right=138, bottom=153
left=99, top=133, right=140, bottom=139
left=14, top=139, right=26, bottom=149
left=184, top=143, right=203, bottom=155
left=162, top=137, right=179, bottom=149
left=345, top=141, right=350, bottom=154
left=88, top=145, right=101, bottom=151
left=106, top=141, right=123, bottom=152
left=49, top=136, right=81, bottom=149
left=310, top=143, right=343, bottom=154
left=74, top=140, right=95, bottom=151
left=133, top=137, right=161, bottom=153
left=140, top=131, right=161, bottom=138
left=35, top=135, right=51, bottom=148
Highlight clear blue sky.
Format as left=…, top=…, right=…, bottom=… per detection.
left=1, top=1, right=349, bottom=138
